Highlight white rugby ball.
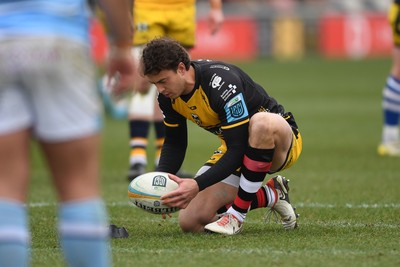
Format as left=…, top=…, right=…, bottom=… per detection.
left=128, top=171, right=180, bottom=214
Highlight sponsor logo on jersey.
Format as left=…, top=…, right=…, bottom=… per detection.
left=191, top=113, right=202, bottom=125
left=137, top=23, right=149, bottom=32
left=221, top=84, right=237, bottom=101
left=224, top=93, right=249, bottom=123
left=211, top=74, right=225, bottom=89
left=210, top=64, right=230, bottom=71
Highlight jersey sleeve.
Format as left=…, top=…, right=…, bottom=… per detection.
left=194, top=67, right=251, bottom=190
left=155, top=94, right=188, bottom=174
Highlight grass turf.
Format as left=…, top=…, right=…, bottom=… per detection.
left=28, top=57, right=400, bottom=267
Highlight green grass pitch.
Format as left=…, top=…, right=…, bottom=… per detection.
left=28, top=57, right=399, bottom=266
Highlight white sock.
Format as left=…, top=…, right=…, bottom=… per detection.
left=382, top=125, right=399, bottom=144
left=226, top=207, right=246, bottom=223
left=264, top=184, right=277, bottom=208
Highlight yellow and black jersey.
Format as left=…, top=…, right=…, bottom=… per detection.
left=135, top=0, right=195, bottom=9
left=133, top=0, right=196, bottom=46
left=157, top=60, right=298, bottom=190
left=389, top=1, right=400, bottom=46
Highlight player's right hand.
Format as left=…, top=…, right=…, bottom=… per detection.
left=106, top=46, right=135, bottom=96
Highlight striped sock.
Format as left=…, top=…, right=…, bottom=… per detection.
left=249, top=184, right=276, bottom=210
left=0, top=199, right=30, bottom=267
left=382, top=76, right=400, bottom=143
left=229, top=147, right=274, bottom=222
left=59, top=198, right=111, bottom=267
left=129, top=120, right=150, bottom=166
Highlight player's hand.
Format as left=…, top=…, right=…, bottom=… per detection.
left=160, top=173, right=199, bottom=209
left=208, top=8, right=224, bottom=35
left=106, top=46, right=135, bottom=96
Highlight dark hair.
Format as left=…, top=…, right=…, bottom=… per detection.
left=141, top=37, right=191, bottom=76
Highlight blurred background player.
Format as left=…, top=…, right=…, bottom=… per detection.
left=378, top=0, right=400, bottom=157
left=0, top=0, right=135, bottom=266
left=126, top=0, right=224, bottom=181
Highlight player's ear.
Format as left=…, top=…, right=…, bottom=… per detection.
left=177, top=62, right=186, bottom=75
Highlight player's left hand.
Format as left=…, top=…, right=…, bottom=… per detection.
left=160, top=173, right=199, bottom=209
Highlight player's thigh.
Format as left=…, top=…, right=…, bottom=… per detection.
left=40, top=134, right=101, bottom=201
left=253, top=112, right=294, bottom=171
left=0, top=129, right=31, bottom=202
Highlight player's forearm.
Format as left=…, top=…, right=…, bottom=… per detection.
left=156, top=143, right=186, bottom=174
left=96, top=0, right=133, bottom=48
left=156, top=123, right=188, bottom=175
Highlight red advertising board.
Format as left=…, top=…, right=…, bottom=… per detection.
left=89, top=18, right=109, bottom=66
left=190, top=16, right=258, bottom=61
left=319, top=13, right=392, bottom=58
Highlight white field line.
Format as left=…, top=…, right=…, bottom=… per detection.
left=31, top=247, right=400, bottom=256
left=27, top=201, right=400, bottom=228
left=27, top=201, right=400, bottom=209
left=109, top=247, right=400, bottom=255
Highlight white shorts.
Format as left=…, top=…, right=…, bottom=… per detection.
left=128, top=47, right=157, bottom=117
left=0, top=37, right=102, bottom=142
left=195, top=165, right=240, bottom=188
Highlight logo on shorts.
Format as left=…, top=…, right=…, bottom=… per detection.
left=136, top=23, right=149, bottom=32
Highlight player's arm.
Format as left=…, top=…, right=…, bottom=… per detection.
left=194, top=123, right=248, bottom=191
left=195, top=69, right=250, bottom=190
left=208, top=0, right=224, bottom=35
left=96, top=0, right=135, bottom=94
left=96, top=0, right=133, bottom=48
left=156, top=121, right=188, bottom=174
left=155, top=96, right=188, bottom=174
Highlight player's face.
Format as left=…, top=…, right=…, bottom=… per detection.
left=146, top=63, right=188, bottom=99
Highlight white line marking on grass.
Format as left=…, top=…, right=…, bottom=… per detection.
left=110, top=247, right=400, bottom=255
left=27, top=202, right=400, bottom=229
left=113, top=216, right=400, bottom=229
left=295, top=202, right=400, bottom=209
left=28, top=202, right=400, bottom=208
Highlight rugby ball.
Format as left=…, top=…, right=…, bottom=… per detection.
left=128, top=171, right=180, bottom=214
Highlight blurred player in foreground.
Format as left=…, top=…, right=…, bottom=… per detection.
left=0, top=0, right=135, bottom=266
left=378, top=0, right=400, bottom=156
left=124, top=0, right=224, bottom=181
left=141, top=37, right=302, bottom=235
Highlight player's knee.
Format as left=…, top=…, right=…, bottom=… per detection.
left=179, top=213, right=202, bottom=233
left=249, top=112, right=274, bottom=136
left=179, top=209, right=211, bottom=233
